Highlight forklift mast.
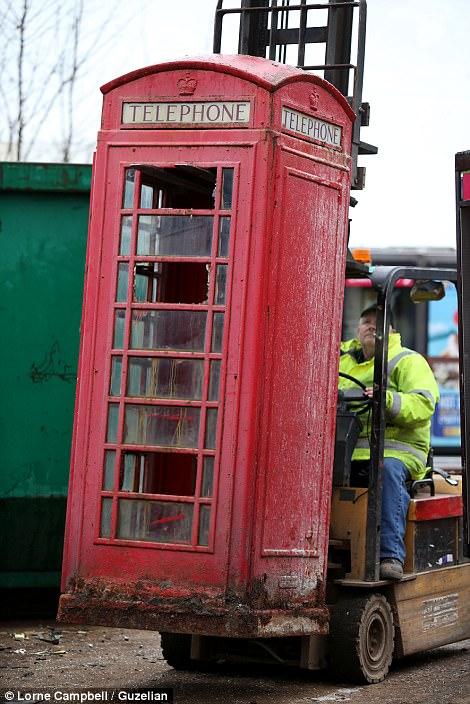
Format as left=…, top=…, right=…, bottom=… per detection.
left=455, top=150, right=470, bottom=556
left=213, top=0, right=377, bottom=191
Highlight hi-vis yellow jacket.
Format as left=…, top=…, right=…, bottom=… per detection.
left=338, top=332, right=439, bottom=480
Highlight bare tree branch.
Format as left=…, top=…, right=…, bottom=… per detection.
left=0, top=0, right=138, bottom=162
left=62, top=0, right=83, bottom=162
left=16, top=0, right=30, bottom=159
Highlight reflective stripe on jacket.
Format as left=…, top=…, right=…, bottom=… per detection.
left=338, top=332, right=439, bottom=480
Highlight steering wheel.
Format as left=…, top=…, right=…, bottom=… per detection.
left=338, top=371, right=367, bottom=390
left=338, top=372, right=371, bottom=414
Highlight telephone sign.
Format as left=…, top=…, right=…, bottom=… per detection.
left=122, top=100, right=251, bottom=126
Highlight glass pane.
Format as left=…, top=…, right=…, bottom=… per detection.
left=133, top=166, right=216, bottom=209
left=117, top=499, right=193, bottom=544
left=121, top=453, right=138, bottom=492
left=205, top=408, right=218, bottom=450
left=215, top=265, right=227, bottom=305
left=110, top=357, right=122, bottom=397
left=120, top=451, right=197, bottom=495
left=221, top=168, right=234, bottom=210
left=211, top=313, right=224, bottom=352
left=134, top=263, right=157, bottom=302
left=107, top=403, right=119, bottom=443
left=131, top=310, right=206, bottom=352
left=124, top=404, right=200, bottom=448
left=122, top=168, right=135, bottom=209
left=116, top=263, right=129, bottom=302
left=140, top=183, right=154, bottom=208
left=218, top=217, right=230, bottom=257
left=127, top=357, right=204, bottom=399
left=208, top=360, right=221, bottom=401
left=133, top=261, right=209, bottom=304
left=137, top=215, right=213, bottom=256
left=103, top=450, right=116, bottom=491
left=113, top=310, right=126, bottom=349
left=100, top=498, right=112, bottom=538
left=198, top=505, right=211, bottom=546
left=201, top=456, right=214, bottom=497
left=119, top=216, right=132, bottom=255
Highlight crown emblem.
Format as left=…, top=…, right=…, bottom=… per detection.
left=309, top=90, right=320, bottom=112
left=177, top=73, right=197, bottom=96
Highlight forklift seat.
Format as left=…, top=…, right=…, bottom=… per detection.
left=406, top=449, right=435, bottom=497
left=407, top=469, right=434, bottom=497
left=406, top=449, right=459, bottom=497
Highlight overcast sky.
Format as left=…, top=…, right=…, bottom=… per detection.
left=7, top=0, right=470, bottom=251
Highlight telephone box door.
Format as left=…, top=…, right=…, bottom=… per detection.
left=73, top=144, right=253, bottom=590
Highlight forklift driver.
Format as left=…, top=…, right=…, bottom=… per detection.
left=339, top=304, right=439, bottom=581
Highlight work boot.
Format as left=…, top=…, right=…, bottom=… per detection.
left=380, top=558, right=403, bottom=581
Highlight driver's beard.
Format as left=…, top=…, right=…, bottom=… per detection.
left=362, top=339, right=375, bottom=361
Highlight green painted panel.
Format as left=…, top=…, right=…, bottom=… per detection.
left=0, top=163, right=91, bottom=586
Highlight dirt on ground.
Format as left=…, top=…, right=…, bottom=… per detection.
left=0, top=621, right=167, bottom=690
left=1, top=621, right=469, bottom=704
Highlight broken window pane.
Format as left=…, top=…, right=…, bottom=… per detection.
left=120, top=451, right=197, bottom=496
left=133, top=262, right=209, bottom=304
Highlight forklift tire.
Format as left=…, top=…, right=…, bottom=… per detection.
left=160, top=632, right=194, bottom=670
left=328, top=593, right=394, bottom=684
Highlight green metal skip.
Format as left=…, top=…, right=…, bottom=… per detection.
left=0, top=162, right=91, bottom=588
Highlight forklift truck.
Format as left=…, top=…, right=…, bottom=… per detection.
left=156, top=261, right=469, bottom=684
left=325, top=261, right=469, bottom=682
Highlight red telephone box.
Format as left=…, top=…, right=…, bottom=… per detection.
left=59, top=55, right=354, bottom=638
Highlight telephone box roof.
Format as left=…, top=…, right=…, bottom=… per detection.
left=100, top=54, right=355, bottom=120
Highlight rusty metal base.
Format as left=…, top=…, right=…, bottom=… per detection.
left=58, top=593, right=329, bottom=638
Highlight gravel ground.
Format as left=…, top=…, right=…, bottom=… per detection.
left=1, top=621, right=469, bottom=704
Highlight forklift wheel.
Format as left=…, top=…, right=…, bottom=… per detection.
left=328, top=593, right=394, bottom=684
left=160, top=632, right=194, bottom=670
